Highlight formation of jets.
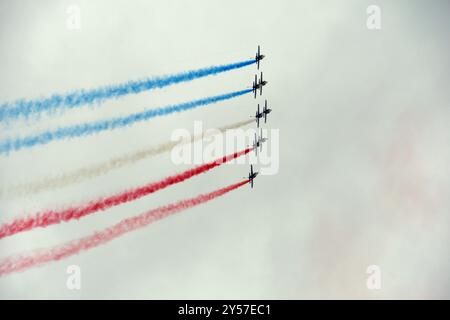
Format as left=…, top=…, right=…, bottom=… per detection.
left=255, top=45, right=265, bottom=70
left=246, top=45, right=272, bottom=188
left=252, top=72, right=268, bottom=98
left=254, top=99, right=272, bottom=127
left=262, top=99, right=272, bottom=123
left=247, top=165, right=258, bottom=189
left=252, top=128, right=267, bottom=156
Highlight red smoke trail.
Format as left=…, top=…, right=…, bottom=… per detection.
left=0, top=180, right=249, bottom=277
left=0, top=148, right=252, bottom=240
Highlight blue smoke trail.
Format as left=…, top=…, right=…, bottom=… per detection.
left=0, top=89, right=252, bottom=155
left=0, top=59, right=256, bottom=122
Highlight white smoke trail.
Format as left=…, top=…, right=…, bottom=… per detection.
left=0, top=119, right=253, bottom=198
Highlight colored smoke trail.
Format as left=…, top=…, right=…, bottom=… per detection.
left=219, top=118, right=255, bottom=130
left=0, top=180, right=249, bottom=277
left=0, top=89, right=252, bottom=154
left=0, top=148, right=252, bottom=239
left=0, top=59, right=256, bottom=122
left=0, top=119, right=254, bottom=198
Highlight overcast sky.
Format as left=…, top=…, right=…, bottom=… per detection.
left=0, top=0, right=449, bottom=299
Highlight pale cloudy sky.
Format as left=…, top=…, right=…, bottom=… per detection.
left=0, top=0, right=449, bottom=299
